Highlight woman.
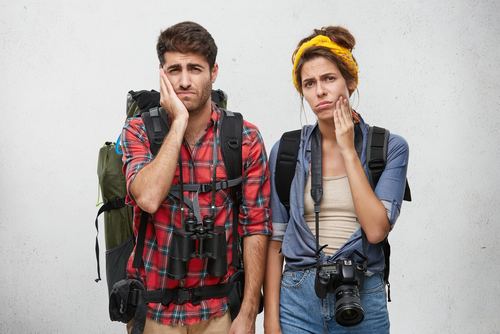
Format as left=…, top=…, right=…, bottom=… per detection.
left=264, top=26, right=409, bottom=333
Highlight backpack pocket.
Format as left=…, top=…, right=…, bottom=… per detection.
left=106, top=236, right=135, bottom=296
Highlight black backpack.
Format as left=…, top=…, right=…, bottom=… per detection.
left=274, top=125, right=411, bottom=301
left=95, top=89, right=242, bottom=296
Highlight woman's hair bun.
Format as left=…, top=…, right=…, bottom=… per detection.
left=313, top=26, right=356, bottom=51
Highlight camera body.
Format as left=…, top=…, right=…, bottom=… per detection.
left=167, top=213, right=227, bottom=280
left=314, top=258, right=366, bottom=327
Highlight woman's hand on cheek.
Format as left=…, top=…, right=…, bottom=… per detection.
left=333, top=97, right=355, bottom=155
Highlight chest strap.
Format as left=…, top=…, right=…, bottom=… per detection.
left=169, top=177, right=242, bottom=194
left=168, top=176, right=243, bottom=223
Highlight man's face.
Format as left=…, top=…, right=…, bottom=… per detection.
left=162, top=52, right=218, bottom=116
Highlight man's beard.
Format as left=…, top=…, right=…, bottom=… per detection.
left=182, top=78, right=212, bottom=117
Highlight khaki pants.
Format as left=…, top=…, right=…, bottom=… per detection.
left=126, top=312, right=231, bottom=334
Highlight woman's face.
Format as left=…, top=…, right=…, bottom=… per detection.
left=300, top=56, right=354, bottom=121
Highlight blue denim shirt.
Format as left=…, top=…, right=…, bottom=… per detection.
left=269, top=117, right=409, bottom=273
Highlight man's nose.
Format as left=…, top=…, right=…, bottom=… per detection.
left=179, top=71, right=191, bottom=89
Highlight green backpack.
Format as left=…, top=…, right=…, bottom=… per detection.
left=95, top=89, right=229, bottom=295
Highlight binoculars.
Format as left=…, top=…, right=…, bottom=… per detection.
left=167, top=212, right=228, bottom=280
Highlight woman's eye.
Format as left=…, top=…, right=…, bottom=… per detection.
left=326, top=76, right=335, bottom=81
left=304, top=82, right=313, bottom=87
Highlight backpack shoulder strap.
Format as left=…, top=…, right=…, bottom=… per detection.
left=366, top=125, right=412, bottom=302
left=366, top=126, right=390, bottom=189
left=219, top=109, right=243, bottom=269
left=275, top=129, right=302, bottom=213
left=141, top=107, right=170, bottom=155
left=366, top=126, right=392, bottom=300
left=367, top=126, right=411, bottom=201
left=131, top=107, right=169, bottom=269
left=219, top=109, right=243, bottom=181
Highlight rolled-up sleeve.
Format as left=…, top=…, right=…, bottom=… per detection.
left=121, top=117, right=154, bottom=206
left=374, top=134, right=409, bottom=227
left=238, top=124, right=273, bottom=237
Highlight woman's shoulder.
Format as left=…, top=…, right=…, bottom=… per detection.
left=387, top=132, right=409, bottom=162
left=388, top=132, right=409, bottom=151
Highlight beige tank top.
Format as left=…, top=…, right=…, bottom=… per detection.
left=304, top=172, right=359, bottom=256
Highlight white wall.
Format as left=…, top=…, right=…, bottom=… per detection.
left=1, top=0, right=499, bottom=333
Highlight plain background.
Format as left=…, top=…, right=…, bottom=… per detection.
left=1, top=1, right=499, bottom=333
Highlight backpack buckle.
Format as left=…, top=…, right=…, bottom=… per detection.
left=175, top=288, right=191, bottom=305
left=107, top=197, right=126, bottom=211
left=200, top=184, right=212, bottom=193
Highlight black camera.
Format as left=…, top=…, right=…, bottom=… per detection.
left=167, top=212, right=228, bottom=280
left=314, top=258, right=366, bottom=327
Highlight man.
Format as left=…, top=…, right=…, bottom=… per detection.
left=121, top=21, right=272, bottom=333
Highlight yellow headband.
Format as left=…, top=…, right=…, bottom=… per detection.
left=292, top=35, right=358, bottom=93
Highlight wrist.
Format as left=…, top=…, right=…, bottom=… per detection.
left=341, top=148, right=358, bottom=162
left=264, top=322, right=282, bottom=334
left=170, top=116, right=189, bottom=131
left=237, top=304, right=259, bottom=321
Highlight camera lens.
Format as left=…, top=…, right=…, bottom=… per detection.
left=334, top=285, right=365, bottom=327
left=341, top=309, right=359, bottom=321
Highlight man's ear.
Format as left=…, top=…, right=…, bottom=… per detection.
left=211, top=62, right=219, bottom=83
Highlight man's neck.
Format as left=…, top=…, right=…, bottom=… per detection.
left=184, top=102, right=213, bottom=149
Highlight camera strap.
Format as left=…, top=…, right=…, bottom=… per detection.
left=310, top=127, right=324, bottom=270
left=310, top=125, right=368, bottom=272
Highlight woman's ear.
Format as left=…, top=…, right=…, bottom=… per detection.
left=348, top=80, right=356, bottom=96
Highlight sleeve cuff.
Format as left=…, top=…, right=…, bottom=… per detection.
left=269, top=222, right=288, bottom=242
left=381, top=199, right=400, bottom=230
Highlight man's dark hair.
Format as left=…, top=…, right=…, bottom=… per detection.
left=157, top=21, right=218, bottom=70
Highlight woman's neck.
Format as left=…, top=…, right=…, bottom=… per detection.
left=317, top=118, right=348, bottom=177
left=317, top=118, right=337, bottom=144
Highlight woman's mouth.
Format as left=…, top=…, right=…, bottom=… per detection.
left=316, top=101, right=332, bottom=109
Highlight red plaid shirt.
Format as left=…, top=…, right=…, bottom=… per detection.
left=121, top=103, right=272, bottom=325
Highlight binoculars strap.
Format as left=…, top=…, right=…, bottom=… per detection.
left=169, top=190, right=202, bottom=223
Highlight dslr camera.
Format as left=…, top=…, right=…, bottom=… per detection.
left=167, top=212, right=227, bottom=280
left=314, top=258, right=366, bottom=327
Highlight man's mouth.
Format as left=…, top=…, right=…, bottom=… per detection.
left=176, top=91, right=195, bottom=96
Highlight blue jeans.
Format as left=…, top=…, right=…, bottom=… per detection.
left=280, top=269, right=389, bottom=333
